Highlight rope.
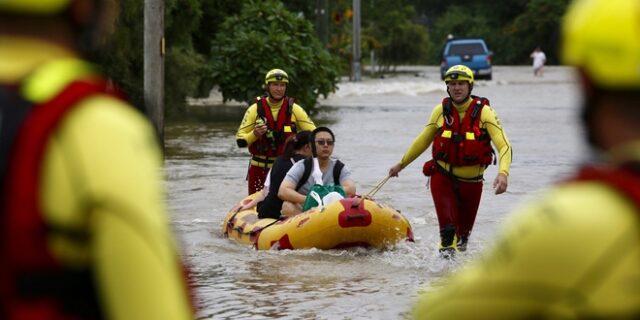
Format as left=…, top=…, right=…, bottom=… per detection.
left=365, top=175, right=391, bottom=199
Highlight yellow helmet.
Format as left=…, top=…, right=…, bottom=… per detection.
left=562, top=0, right=640, bottom=89
left=444, top=65, right=474, bottom=85
left=0, top=0, right=71, bottom=15
left=265, top=69, right=289, bottom=85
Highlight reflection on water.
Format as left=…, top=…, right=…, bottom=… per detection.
left=166, top=66, right=582, bottom=319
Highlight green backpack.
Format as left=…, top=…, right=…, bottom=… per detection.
left=296, top=157, right=346, bottom=211
left=302, top=184, right=346, bottom=211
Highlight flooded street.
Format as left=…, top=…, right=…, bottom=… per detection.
left=165, top=66, right=584, bottom=319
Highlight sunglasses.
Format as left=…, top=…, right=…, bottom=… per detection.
left=315, top=139, right=335, bottom=146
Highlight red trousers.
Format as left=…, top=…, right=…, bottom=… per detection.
left=247, top=164, right=270, bottom=195
left=429, top=169, right=483, bottom=240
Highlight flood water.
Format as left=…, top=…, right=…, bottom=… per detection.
left=165, top=66, right=585, bottom=319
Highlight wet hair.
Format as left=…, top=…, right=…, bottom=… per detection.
left=282, top=131, right=311, bottom=160
left=310, top=126, right=335, bottom=157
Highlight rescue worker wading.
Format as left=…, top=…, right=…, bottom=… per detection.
left=0, top=0, right=195, bottom=319
left=413, top=0, right=640, bottom=318
left=389, top=65, right=512, bottom=257
left=236, top=69, right=315, bottom=195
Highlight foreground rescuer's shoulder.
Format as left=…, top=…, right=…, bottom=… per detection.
left=414, top=180, right=640, bottom=319
left=495, top=181, right=639, bottom=264
left=493, top=181, right=639, bottom=294
left=42, top=95, right=194, bottom=319
left=50, top=94, right=165, bottom=217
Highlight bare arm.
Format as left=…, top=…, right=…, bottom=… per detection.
left=340, top=179, right=356, bottom=197
left=278, top=179, right=307, bottom=205
left=493, top=173, right=508, bottom=194
left=240, top=187, right=267, bottom=210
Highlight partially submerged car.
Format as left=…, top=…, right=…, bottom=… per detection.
left=440, top=38, right=493, bottom=80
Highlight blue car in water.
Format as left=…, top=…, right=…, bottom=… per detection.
left=440, top=38, right=493, bottom=80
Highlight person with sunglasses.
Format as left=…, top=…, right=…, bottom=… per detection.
left=236, top=69, right=316, bottom=195
left=278, top=127, right=356, bottom=216
left=388, top=64, right=512, bottom=258
left=414, top=0, right=640, bottom=318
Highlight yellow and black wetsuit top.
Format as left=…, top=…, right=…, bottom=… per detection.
left=0, top=36, right=194, bottom=320
left=413, top=141, right=640, bottom=318
left=399, top=97, right=512, bottom=180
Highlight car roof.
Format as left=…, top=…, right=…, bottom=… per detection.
left=446, top=38, right=487, bottom=44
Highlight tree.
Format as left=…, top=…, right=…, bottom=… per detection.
left=89, top=0, right=145, bottom=111
left=502, top=0, right=570, bottom=64
left=426, top=5, right=494, bottom=64
left=209, top=0, right=341, bottom=109
left=91, top=0, right=210, bottom=115
left=363, top=2, right=430, bottom=71
left=164, top=0, right=209, bottom=114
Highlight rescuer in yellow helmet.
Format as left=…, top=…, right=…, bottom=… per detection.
left=413, top=0, right=640, bottom=318
left=389, top=64, right=512, bottom=258
left=236, top=68, right=316, bottom=195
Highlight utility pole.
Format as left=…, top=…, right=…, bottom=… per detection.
left=315, top=0, right=329, bottom=47
left=144, top=0, right=165, bottom=147
left=351, top=0, right=361, bottom=81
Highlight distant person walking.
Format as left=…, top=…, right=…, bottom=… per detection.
left=530, top=46, right=547, bottom=77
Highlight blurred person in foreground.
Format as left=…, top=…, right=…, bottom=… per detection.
left=414, top=0, right=640, bottom=318
left=236, top=69, right=316, bottom=195
left=0, top=0, right=195, bottom=319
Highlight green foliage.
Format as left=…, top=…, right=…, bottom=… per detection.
left=91, top=0, right=209, bottom=115
left=209, top=0, right=341, bottom=109
left=415, top=0, right=568, bottom=65
left=377, top=22, right=429, bottom=71
left=164, top=0, right=208, bottom=114
left=89, top=0, right=144, bottom=110
left=426, top=5, right=494, bottom=64
left=362, top=1, right=430, bottom=72
left=89, top=0, right=572, bottom=118
left=502, top=0, right=570, bottom=64
left=190, top=0, right=246, bottom=97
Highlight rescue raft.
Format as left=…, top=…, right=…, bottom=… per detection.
left=222, top=193, right=414, bottom=250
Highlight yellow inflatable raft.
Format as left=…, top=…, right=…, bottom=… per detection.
left=222, top=194, right=414, bottom=250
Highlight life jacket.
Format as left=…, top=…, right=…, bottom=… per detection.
left=248, top=96, right=297, bottom=158
left=571, top=162, right=640, bottom=214
left=0, top=76, right=123, bottom=319
left=432, top=95, right=495, bottom=167
left=295, top=157, right=344, bottom=191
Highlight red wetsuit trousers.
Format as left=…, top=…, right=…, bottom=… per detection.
left=247, top=164, right=270, bottom=195
left=429, top=169, right=483, bottom=240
